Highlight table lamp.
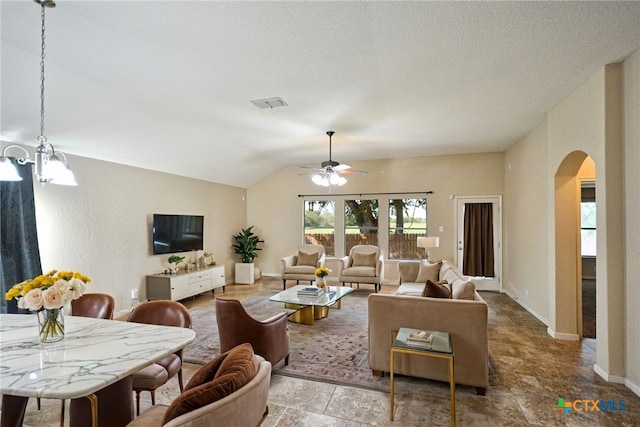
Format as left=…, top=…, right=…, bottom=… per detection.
left=417, top=236, right=440, bottom=261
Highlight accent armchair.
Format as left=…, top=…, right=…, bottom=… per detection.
left=127, top=300, right=193, bottom=415
left=215, top=297, right=290, bottom=367
left=127, top=343, right=271, bottom=427
left=281, top=244, right=326, bottom=289
left=338, top=244, right=385, bottom=292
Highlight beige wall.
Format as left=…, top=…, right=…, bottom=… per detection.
left=505, top=51, right=638, bottom=394
left=31, top=156, right=246, bottom=314
left=623, top=48, right=640, bottom=395
left=247, top=153, right=504, bottom=279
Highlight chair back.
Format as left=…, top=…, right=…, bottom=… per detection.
left=349, top=244, right=380, bottom=257
left=215, top=298, right=289, bottom=366
left=127, top=300, right=192, bottom=329
left=71, top=293, right=115, bottom=319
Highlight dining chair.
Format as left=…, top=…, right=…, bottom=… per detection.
left=215, top=297, right=290, bottom=367
left=71, top=293, right=115, bottom=319
left=126, top=300, right=193, bottom=415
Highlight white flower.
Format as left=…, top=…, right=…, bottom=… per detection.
left=42, top=287, right=63, bottom=309
left=52, top=279, right=73, bottom=304
left=23, top=288, right=44, bottom=311
left=68, top=278, right=87, bottom=300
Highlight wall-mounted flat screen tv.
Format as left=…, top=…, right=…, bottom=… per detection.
left=152, top=214, right=204, bottom=255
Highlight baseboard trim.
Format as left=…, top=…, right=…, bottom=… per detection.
left=625, top=378, right=640, bottom=398
left=546, top=327, right=580, bottom=341
left=502, top=289, right=549, bottom=326
left=594, top=364, right=627, bottom=384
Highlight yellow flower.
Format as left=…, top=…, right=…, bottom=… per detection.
left=315, top=267, right=331, bottom=278
left=4, top=270, right=91, bottom=309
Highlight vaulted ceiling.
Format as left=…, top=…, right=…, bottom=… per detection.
left=2, top=1, right=639, bottom=187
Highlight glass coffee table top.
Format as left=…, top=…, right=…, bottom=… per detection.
left=269, top=285, right=354, bottom=307
left=269, top=285, right=354, bottom=325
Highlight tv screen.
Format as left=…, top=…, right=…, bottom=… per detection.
left=152, top=214, right=204, bottom=255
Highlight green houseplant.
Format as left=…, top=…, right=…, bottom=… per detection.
left=232, top=226, right=264, bottom=284
left=232, top=226, right=264, bottom=263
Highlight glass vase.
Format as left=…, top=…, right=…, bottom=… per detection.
left=37, top=307, right=65, bottom=343
left=316, top=276, right=326, bottom=289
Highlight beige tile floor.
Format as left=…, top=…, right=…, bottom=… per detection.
left=8, top=277, right=640, bottom=426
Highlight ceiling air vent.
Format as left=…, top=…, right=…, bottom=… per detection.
left=251, top=97, right=288, bottom=109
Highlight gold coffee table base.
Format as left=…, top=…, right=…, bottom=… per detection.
left=285, top=299, right=342, bottom=325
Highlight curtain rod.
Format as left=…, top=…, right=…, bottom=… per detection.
left=298, top=191, right=433, bottom=198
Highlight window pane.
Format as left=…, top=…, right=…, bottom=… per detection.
left=389, top=198, right=427, bottom=259
left=581, top=229, right=596, bottom=257
left=304, top=201, right=335, bottom=256
left=581, top=202, right=596, bottom=228
left=344, top=199, right=378, bottom=253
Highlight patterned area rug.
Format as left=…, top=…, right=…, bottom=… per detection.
left=183, top=289, right=391, bottom=391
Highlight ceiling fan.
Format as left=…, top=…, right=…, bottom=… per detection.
left=301, top=131, right=367, bottom=187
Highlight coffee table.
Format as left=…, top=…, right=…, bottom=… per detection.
left=269, top=285, right=354, bottom=325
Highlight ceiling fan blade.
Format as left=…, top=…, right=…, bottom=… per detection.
left=333, top=164, right=351, bottom=171
left=338, top=169, right=368, bottom=176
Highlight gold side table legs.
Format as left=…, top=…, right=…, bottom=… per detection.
left=389, top=348, right=455, bottom=426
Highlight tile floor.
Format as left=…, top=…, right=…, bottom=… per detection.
left=10, top=277, right=640, bottom=426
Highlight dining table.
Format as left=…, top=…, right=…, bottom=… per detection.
left=0, top=313, right=196, bottom=427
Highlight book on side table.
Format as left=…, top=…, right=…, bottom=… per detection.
left=297, top=286, right=324, bottom=297
left=407, top=330, right=434, bottom=344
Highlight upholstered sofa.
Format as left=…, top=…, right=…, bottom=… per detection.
left=368, top=260, right=489, bottom=395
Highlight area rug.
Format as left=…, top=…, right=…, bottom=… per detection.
left=183, top=289, right=391, bottom=391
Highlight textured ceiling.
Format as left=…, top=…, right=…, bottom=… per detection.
left=2, top=1, right=639, bottom=187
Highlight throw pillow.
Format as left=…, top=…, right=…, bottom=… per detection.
left=162, top=343, right=259, bottom=424
left=415, top=260, right=442, bottom=283
left=351, top=251, right=377, bottom=267
left=451, top=278, right=476, bottom=300
left=296, top=250, right=319, bottom=266
left=422, top=280, right=452, bottom=298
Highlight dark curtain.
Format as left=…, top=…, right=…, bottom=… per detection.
left=0, top=159, right=42, bottom=313
left=463, top=203, right=495, bottom=277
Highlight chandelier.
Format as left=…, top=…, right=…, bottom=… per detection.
left=0, top=0, right=77, bottom=186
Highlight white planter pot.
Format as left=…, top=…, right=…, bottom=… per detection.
left=235, top=263, right=255, bottom=285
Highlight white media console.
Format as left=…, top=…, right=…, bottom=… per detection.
left=146, top=265, right=225, bottom=301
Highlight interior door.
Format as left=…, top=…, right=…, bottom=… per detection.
left=455, top=196, right=502, bottom=292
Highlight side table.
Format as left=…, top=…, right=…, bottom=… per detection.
left=390, top=328, right=455, bottom=426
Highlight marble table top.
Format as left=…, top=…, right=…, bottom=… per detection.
left=0, top=313, right=196, bottom=399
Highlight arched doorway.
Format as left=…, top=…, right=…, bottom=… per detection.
left=553, top=151, right=595, bottom=340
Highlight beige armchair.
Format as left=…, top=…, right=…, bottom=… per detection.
left=338, top=244, right=384, bottom=292
left=281, top=244, right=326, bottom=289
left=127, top=343, right=271, bottom=427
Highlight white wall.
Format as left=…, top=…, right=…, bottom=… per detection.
left=247, top=152, right=505, bottom=278
left=31, top=155, right=246, bottom=313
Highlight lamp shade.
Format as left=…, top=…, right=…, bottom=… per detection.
left=0, top=158, right=23, bottom=181
left=417, top=236, right=440, bottom=248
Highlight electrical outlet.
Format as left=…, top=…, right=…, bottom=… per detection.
left=131, top=289, right=138, bottom=300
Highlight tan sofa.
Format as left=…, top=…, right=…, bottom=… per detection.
left=368, top=260, right=489, bottom=395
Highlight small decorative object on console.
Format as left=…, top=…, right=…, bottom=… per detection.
left=168, top=255, right=186, bottom=273
left=407, top=330, right=434, bottom=344
left=4, top=270, right=91, bottom=342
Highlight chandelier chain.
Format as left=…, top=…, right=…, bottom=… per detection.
left=39, top=1, right=47, bottom=142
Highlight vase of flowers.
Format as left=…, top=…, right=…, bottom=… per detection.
left=4, top=270, right=91, bottom=343
left=315, top=267, right=331, bottom=289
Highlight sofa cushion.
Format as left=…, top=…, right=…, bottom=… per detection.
left=162, top=343, right=259, bottom=424
left=296, top=251, right=319, bottom=266
left=351, top=251, right=377, bottom=267
left=422, top=280, right=451, bottom=298
left=416, top=261, right=442, bottom=283
left=451, top=278, right=476, bottom=300
left=395, top=283, right=425, bottom=296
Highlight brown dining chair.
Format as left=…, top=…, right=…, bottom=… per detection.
left=71, top=293, right=115, bottom=319
left=127, top=300, right=193, bottom=415
left=215, top=297, right=290, bottom=367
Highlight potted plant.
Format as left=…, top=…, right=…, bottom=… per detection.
left=232, top=226, right=264, bottom=284
left=168, top=255, right=185, bottom=273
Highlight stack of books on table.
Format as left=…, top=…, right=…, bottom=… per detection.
left=297, top=286, right=324, bottom=297
left=406, top=330, right=434, bottom=347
